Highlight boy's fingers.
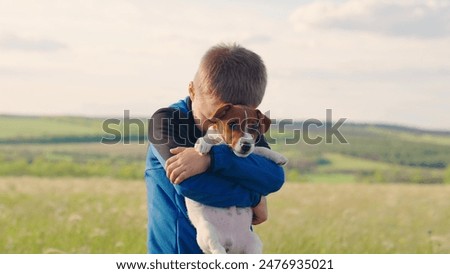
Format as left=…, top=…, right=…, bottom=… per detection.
left=167, top=165, right=175, bottom=182
left=170, top=166, right=186, bottom=184
left=165, top=156, right=176, bottom=172
left=174, top=171, right=187, bottom=184
left=165, top=158, right=180, bottom=178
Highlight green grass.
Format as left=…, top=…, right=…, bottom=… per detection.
left=367, top=126, right=450, bottom=146
left=0, top=115, right=146, bottom=143
left=0, top=177, right=147, bottom=253
left=0, top=143, right=146, bottom=179
left=318, top=153, right=444, bottom=182
left=0, top=116, right=104, bottom=139
left=1, top=115, right=449, bottom=183
left=305, top=173, right=357, bottom=183
left=2, top=116, right=449, bottom=253
left=256, top=183, right=450, bottom=253
left=283, top=152, right=446, bottom=184
left=0, top=143, right=146, bottom=160
left=274, top=123, right=450, bottom=170
left=316, top=153, right=394, bottom=173
left=1, top=177, right=449, bottom=254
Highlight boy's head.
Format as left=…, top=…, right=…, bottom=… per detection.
left=190, top=43, right=267, bottom=131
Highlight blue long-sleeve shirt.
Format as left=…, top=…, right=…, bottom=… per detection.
left=144, top=97, right=285, bottom=254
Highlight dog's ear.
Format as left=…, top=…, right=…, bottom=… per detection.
left=209, top=104, right=232, bottom=122
left=256, top=109, right=271, bottom=134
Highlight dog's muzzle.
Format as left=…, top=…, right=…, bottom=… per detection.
left=240, top=143, right=252, bottom=153
left=233, top=133, right=255, bottom=157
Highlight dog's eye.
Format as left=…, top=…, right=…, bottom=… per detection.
left=247, top=124, right=259, bottom=134
left=228, top=121, right=239, bottom=130
left=247, top=123, right=259, bottom=132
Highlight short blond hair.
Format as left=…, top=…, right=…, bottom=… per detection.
left=195, top=43, right=267, bottom=107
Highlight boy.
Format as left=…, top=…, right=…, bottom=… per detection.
left=145, top=43, right=285, bottom=254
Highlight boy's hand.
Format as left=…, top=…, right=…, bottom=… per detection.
left=166, top=147, right=211, bottom=184
left=252, top=196, right=268, bottom=225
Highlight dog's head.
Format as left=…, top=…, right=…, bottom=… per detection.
left=207, top=104, right=271, bottom=157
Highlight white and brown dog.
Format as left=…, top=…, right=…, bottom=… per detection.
left=185, top=104, right=287, bottom=254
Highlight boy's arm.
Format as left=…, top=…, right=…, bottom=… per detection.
left=172, top=167, right=262, bottom=208
left=168, top=144, right=284, bottom=196
left=207, top=143, right=284, bottom=195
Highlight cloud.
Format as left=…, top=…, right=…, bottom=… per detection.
left=290, top=0, right=450, bottom=38
left=0, top=0, right=449, bottom=129
left=0, top=33, right=67, bottom=52
left=242, top=35, right=272, bottom=45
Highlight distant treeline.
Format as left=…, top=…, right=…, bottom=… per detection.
left=0, top=136, right=102, bottom=144
left=0, top=146, right=144, bottom=180
left=0, top=135, right=146, bottom=144
left=273, top=124, right=450, bottom=169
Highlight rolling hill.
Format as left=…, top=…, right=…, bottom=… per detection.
left=1, top=115, right=449, bottom=183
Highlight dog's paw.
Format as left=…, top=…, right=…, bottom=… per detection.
left=195, top=138, right=212, bottom=154
left=274, top=154, right=288, bottom=166
left=253, top=147, right=288, bottom=166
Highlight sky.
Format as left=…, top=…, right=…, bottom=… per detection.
left=0, top=0, right=449, bottom=130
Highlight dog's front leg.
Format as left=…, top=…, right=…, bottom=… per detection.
left=194, top=137, right=214, bottom=154
left=253, top=147, right=288, bottom=165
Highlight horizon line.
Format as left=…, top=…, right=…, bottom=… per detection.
left=1, top=113, right=449, bottom=134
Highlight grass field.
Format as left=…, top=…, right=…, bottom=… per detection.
left=256, top=183, right=450, bottom=253
left=1, top=116, right=450, bottom=254
left=1, top=177, right=449, bottom=254
left=0, top=116, right=104, bottom=139
left=0, top=177, right=147, bottom=253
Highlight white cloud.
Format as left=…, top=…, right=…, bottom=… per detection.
left=0, top=0, right=283, bottom=115
left=290, top=0, right=450, bottom=38
left=0, top=33, right=67, bottom=52
left=0, top=0, right=449, bottom=129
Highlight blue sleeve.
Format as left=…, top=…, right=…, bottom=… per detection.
left=173, top=172, right=262, bottom=207
left=209, top=145, right=285, bottom=196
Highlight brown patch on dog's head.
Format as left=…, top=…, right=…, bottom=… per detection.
left=255, top=109, right=271, bottom=134
left=208, top=103, right=233, bottom=122
left=207, top=104, right=271, bottom=155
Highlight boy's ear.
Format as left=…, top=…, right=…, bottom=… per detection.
left=209, top=104, right=232, bottom=121
left=188, top=81, right=195, bottom=100
left=256, top=109, right=271, bottom=134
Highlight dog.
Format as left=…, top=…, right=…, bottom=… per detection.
left=185, top=104, right=287, bottom=254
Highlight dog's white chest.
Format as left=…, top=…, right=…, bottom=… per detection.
left=185, top=198, right=261, bottom=254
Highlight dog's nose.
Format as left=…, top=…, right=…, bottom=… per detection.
left=240, top=142, right=252, bottom=153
